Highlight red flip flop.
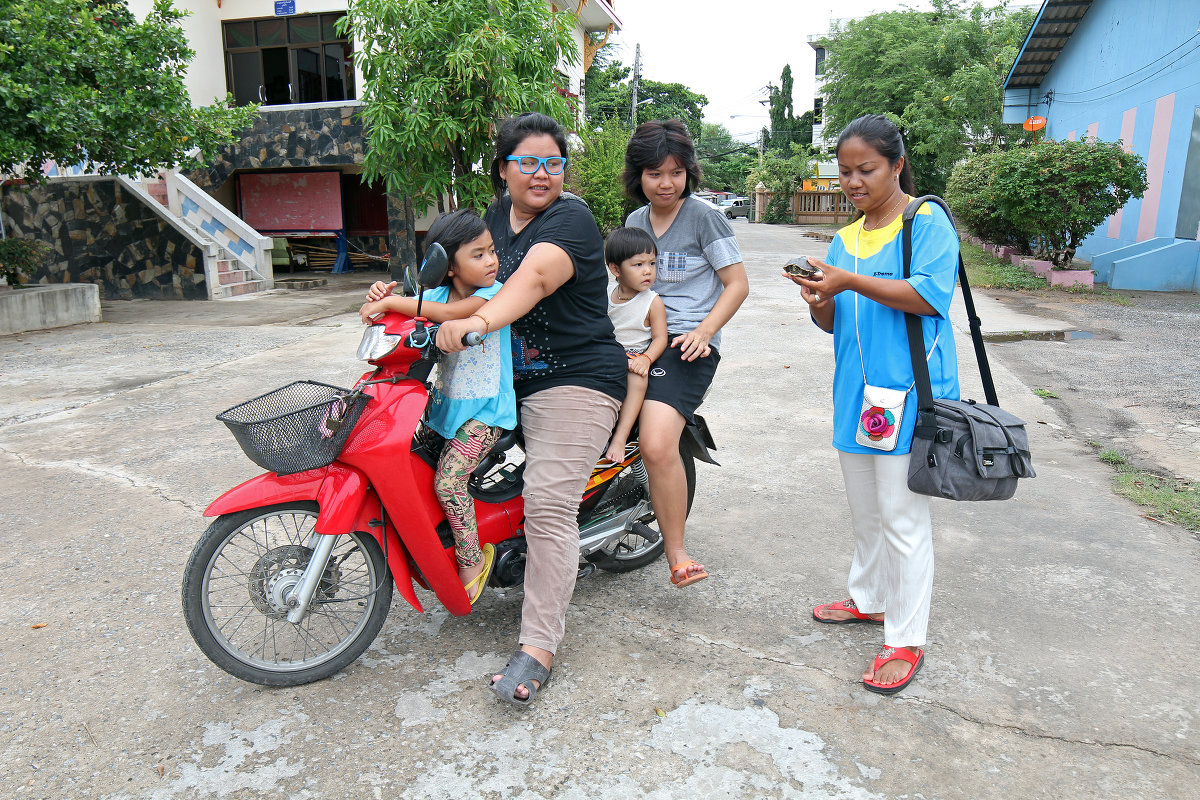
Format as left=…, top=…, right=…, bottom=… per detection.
left=812, top=599, right=884, bottom=625
left=863, top=646, right=924, bottom=695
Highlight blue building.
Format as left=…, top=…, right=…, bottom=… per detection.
left=1003, top=0, right=1200, bottom=292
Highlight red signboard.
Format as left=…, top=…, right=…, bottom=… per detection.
left=239, top=171, right=343, bottom=233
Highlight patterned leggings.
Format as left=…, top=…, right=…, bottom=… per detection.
left=434, top=418, right=502, bottom=569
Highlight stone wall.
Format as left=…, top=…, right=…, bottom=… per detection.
left=186, top=102, right=416, bottom=277
left=188, top=104, right=366, bottom=193
left=1, top=179, right=207, bottom=300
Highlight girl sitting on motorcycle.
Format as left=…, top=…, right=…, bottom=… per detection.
left=359, top=209, right=517, bottom=603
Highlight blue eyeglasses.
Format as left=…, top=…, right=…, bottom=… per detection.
left=506, top=155, right=567, bottom=175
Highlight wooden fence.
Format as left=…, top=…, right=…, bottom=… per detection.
left=754, top=189, right=853, bottom=225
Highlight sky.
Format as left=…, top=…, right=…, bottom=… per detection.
left=604, top=0, right=1031, bottom=141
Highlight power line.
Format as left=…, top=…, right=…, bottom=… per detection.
left=1050, top=34, right=1200, bottom=98
left=1052, top=45, right=1200, bottom=104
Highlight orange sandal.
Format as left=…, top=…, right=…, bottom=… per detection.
left=669, top=559, right=708, bottom=588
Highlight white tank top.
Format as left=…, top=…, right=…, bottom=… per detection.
left=607, top=288, right=656, bottom=352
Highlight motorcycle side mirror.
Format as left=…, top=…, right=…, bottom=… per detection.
left=413, top=243, right=449, bottom=320
left=419, top=243, right=449, bottom=288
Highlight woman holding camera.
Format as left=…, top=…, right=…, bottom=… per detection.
left=785, top=114, right=960, bottom=695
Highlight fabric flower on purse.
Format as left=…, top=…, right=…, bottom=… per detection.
left=860, top=406, right=896, bottom=441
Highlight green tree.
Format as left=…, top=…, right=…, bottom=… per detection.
left=583, top=53, right=708, bottom=138
left=696, top=123, right=755, bottom=193
left=949, top=138, right=1148, bottom=265
left=0, top=0, right=256, bottom=182
left=819, top=0, right=1035, bottom=193
left=583, top=49, right=631, bottom=123
left=343, top=0, right=576, bottom=214
left=763, top=64, right=798, bottom=154
left=746, top=142, right=815, bottom=224
left=566, top=117, right=633, bottom=235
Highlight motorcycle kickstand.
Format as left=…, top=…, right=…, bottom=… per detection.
left=286, top=534, right=338, bottom=623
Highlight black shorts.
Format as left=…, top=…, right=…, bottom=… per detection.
left=644, top=338, right=720, bottom=423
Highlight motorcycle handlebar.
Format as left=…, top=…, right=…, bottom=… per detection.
left=404, top=323, right=484, bottom=352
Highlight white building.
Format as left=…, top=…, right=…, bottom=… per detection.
left=3, top=1, right=620, bottom=300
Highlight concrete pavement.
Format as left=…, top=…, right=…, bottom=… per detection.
left=0, top=219, right=1196, bottom=799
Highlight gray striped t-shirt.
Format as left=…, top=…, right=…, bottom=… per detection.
left=626, top=196, right=742, bottom=351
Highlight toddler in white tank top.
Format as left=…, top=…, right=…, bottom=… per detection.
left=603, top=227, right=667, bottom=463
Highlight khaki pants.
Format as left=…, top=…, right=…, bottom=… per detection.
left=518, top=385, right=620, bottom=654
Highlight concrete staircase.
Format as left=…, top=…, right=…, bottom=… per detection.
left=124, top=172, right=274, bottom=299
left=213, top=257, right=266, bottom=298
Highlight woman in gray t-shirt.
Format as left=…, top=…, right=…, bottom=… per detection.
left=622, top=119, right=749, bottom=589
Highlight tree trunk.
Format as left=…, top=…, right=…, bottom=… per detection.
left=386, top=192, right=418, bottom=283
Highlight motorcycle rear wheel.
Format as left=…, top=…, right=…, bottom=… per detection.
left=588, top=439, right=696, bottom=573
left=182, top=501, right=392, bottom=687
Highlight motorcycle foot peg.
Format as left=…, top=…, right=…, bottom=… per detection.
left=577, top=563, right=596, bottom=579
left=629, top=522, right=661, bottom=542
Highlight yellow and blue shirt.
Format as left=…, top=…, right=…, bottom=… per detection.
left=824, top=201, right=961, bottom=454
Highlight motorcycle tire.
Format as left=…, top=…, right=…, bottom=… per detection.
left=588, top=438, right=696, bottom=573
left=182, top=501, right=392, bottom=687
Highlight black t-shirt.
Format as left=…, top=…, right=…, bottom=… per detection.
left=485, top=195, right=626, bottom=402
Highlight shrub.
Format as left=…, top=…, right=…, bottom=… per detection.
left=946, top=150, right=1028, bottom=253
left=948, top=138, right=1148, bottom=267
left=565, top=117, right=634, bottom=236
left=0, top=238, right=49, bottom=286
left=746, top=142, right=813, bottom=225
left=994, top=138, right=1147, bottom=266
left=763, top=192, right=792, bottom=224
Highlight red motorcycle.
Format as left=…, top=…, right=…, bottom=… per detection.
left=182, top=246, right=717, bottom=686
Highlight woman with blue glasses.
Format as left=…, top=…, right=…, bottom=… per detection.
left=434, top=112, right=626, bottom=706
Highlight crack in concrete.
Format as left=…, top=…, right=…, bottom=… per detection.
left=0, top=445, right=203, bottom=514
left=574, top=601, right=843, bottom=681
left=576, top=602, right=1199, bottom=768
left=909, top=697, right=1198, bottom=766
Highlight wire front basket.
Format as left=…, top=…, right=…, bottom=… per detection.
left=216, top=381, right=370, bottom=475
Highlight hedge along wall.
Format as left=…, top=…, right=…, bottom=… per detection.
left=1, top=178, right=207, bottom=300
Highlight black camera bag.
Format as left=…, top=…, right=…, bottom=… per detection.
left=901, top=196, right=1036, bottom=501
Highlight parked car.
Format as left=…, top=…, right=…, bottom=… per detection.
left=718, top=197, right=749, bottom=219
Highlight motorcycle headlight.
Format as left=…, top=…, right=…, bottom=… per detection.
left=357, top=324, right=403, bottom=361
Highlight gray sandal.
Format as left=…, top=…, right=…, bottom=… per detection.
left=490, top=650, right=552, bottom=707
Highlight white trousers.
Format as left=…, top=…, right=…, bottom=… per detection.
left=839, top=451, right=934, bottom=648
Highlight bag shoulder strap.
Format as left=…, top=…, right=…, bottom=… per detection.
left=901, top=195, right=999, bottom=429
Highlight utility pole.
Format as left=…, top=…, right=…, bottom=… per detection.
left=630, top=44, right=641, bottom=127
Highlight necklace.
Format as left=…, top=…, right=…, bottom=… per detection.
left=862, top=193, right=907, bottom=231
left=614, top=287, right=634, bottom=303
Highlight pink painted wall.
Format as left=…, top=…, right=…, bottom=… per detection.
left=1137, top=92, right=1176, bottom=242
left=1107, top=107, right=1138, bottom=239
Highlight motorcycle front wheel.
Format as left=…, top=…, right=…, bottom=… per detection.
left=182, top=501, right=392, bottom=687
left=587, top=438, right=697, bottom=573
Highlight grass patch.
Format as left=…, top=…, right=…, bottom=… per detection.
left=1033, top=388, right=1059, bottom=399
left=1088, top=442, right=1200, bottom=531
left=1113, top=471, right=1200, bottom=531
left=960, top=242, right=1048, bottom=291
